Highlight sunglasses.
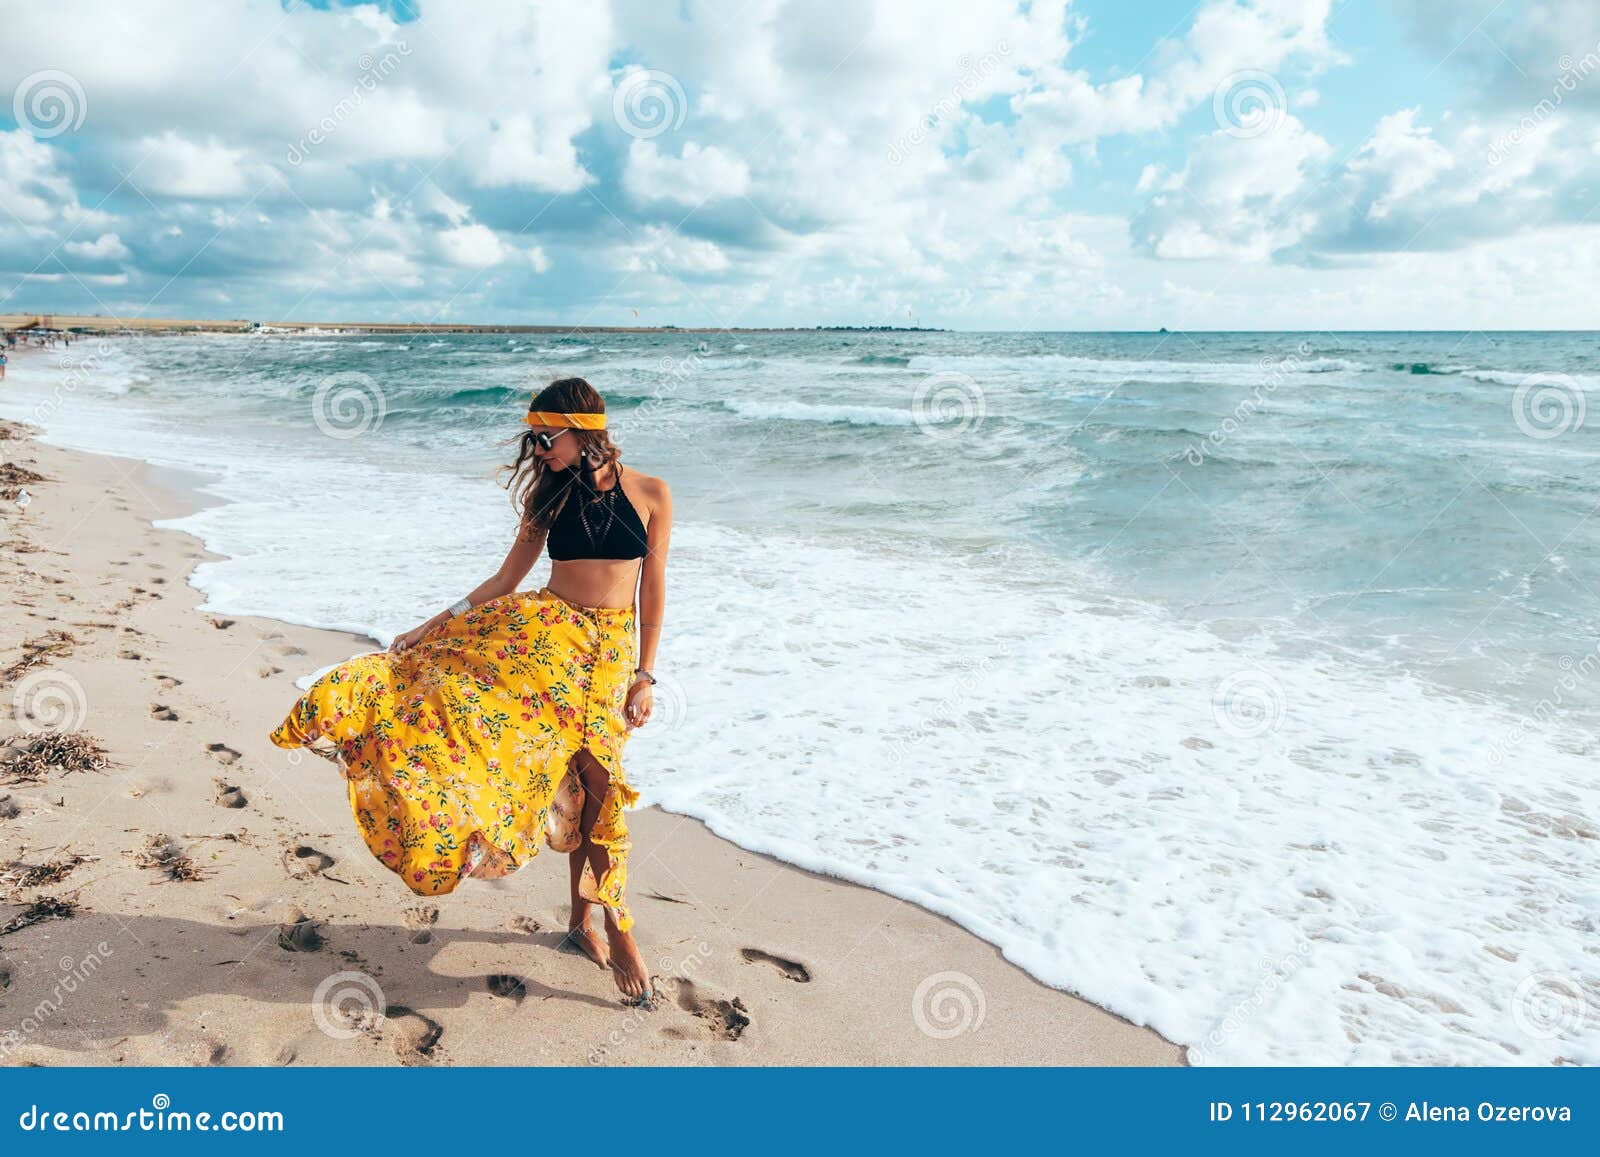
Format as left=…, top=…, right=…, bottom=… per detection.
left=532, top=428, right=572, bottom=452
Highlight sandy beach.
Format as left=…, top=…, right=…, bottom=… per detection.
left=0, top=360, right=1183, bottom=1066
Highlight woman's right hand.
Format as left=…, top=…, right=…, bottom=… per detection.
left=389, top=621, right=439, bottom=653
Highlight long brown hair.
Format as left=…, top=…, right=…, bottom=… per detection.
left=500, top=377, right=623, bottom=541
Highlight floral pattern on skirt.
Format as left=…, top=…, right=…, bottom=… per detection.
left=267, top=585, right=641, bottom=931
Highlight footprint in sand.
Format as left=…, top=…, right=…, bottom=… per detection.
left=739, top=947, right=813, bottom=982
left=403, top=905, right=439, bottom=944
left=155, top=674, right=182, bottom=689
left=283, top=845, right=335, bottom=880
left=257, top=665, right=283, bottom=679
left=118, top=648, right=142, bottom=660
left=213, top=779, right=248, bottom=809
left=277, top=907, right=324, bottom=952
left=278, top=644, right=307, bottom=657
left=385, top=1006, right=442, bottom=1060
left=505, top=915, right=542, bottom=935
left=150, top=703, right=179, bottom=722
left=193, top=1038, right=228, bottom=1066
left=272, top=1043, right=297, bottom=1066
left=206, top=742, right=241, bottom=766
left=0, top=797, right=19, bottom=820
left=485, top=975, right=527, bottom=1004
left=212, top=618, right=236, bottom=630
left=666, top=977, right=751, bottom=1041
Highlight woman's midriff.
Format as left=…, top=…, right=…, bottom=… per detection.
left=543, top=557, right=642, bottom=611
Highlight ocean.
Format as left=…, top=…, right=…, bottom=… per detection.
left=4, top=328, right=1597, bottom=1065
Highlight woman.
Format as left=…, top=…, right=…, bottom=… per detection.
left=268, top=377, right=672, bottom=1002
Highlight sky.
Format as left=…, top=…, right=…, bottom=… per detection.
left=1, top=0, right=1598, bottom=330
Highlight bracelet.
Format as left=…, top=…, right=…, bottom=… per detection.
left=633, top=668, right=657, bottom=685
left=449, top=597, right=472, bottom=616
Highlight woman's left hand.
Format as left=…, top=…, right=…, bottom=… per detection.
left=625, top=679, right=653, bottom=729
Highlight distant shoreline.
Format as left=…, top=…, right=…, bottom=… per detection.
left=0, top=314, right=945, bottom=336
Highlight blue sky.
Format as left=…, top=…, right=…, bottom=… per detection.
left=1, top=0, right=1597, bottom=329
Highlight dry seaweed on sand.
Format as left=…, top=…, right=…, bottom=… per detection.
left=0, top=731, right=109, bottom=783
left=2, top=629, right=79, bottom=681
left=0, top=895, right=77, bottom=936
left=131, top=833, right=204, bottom=882
left=0, top=854, right=92, bottom=892
left=0, top=461, right=48, bottom=501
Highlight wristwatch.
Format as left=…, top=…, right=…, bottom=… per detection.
left=633, top=668, right=657, bottom=685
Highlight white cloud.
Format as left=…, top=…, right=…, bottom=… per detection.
left=1133, top=113, right=1332, bottom=260
left=623, top=140, right=751, bottom=205
left=63, top=232, right=130, bottom=261
left=436, top=222, right=508, bottom=268
left=1348, top=107, right=1454, bottom=221
left=0, top=0, right=1594, bottom=327
left=133, top=131, right=252, bottom=198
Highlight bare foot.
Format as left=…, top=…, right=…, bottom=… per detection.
left=604, top=915, right=651, bottom=1001
left=563, top=914, right=609, bottom=969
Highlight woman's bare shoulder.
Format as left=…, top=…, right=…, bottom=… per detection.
left=624, top=465, right=671, bottom=497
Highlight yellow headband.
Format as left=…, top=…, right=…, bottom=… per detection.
left=525, top=409, right=607, bottom=430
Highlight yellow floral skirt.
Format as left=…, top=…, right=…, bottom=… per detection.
left=267, top=585, right=641, bottom=931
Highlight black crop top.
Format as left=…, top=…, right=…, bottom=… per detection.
left=543, top=465, right=648, bottom=561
